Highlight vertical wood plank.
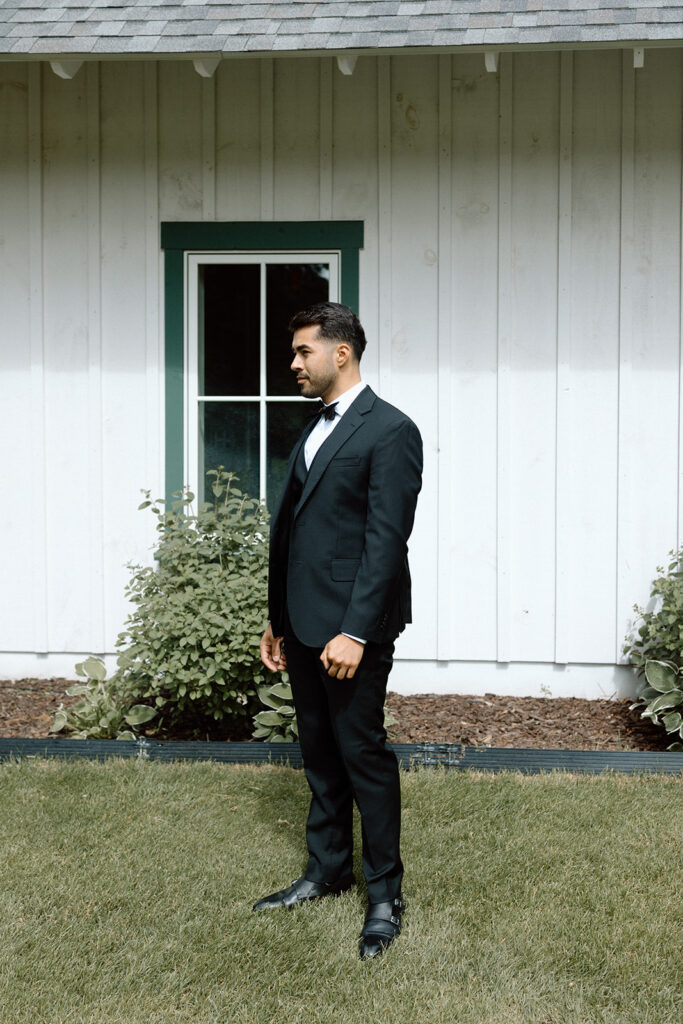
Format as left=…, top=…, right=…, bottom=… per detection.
left=618, top=49, right=683, bottom=661
left=616, top=50, right=636, bottom=666
left=260, top=58, right=274, bottom=219
left=554, top=51, right=573, bottom=665
left=29, top=64, right=48, bottom=652
left=273, top=57, right=320, bottom=218
left=42, top=65, right=91, bottom=651
left=144, top=62, right=162, bottom=506
left=377, top=56, right=392, bottom=400
left=201, top=73, right=216, bottom=221
left=86, top=61, right=105, bottom=653
left=0, top=63, right=33, bottom=649
left=0, top=63, right=39, bottom=651
left=680, top=53, right=683, bottom=556
left=497, top=53, right=513, bottom=663
left=100, top=62, right=150, bottom=647
left=506, top=51, right=560, bottom=662
left=564, top=49, right=621, bottom=664
left=388, top=54, right=440, bottom=660
left=215, top=60, right=261, bottom=220
left=319, top=57, right=333, bottom=220
left=327, top=57, right=376, bottom=356
left=158, top=62, right=202, bottom=219
left=449, top=53, right=500, bottom=661
left=331, top=51, right=379, bottom=370
left=436, top=53, right=453, bottom=661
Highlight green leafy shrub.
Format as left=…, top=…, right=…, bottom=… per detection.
left=383, top=705, right=398, bottom=731
left=252, top=677, right=398, bottom=744
left=50, top=656, right=157, bottom=740
left=112, top=469, right=274, bottom=738
left=252, top=675, right=298, bottom=742
left=623, top=547, right=683, bottom=670
left=628, top=660, right=683, bottom=751
left=623, top=548, right=683, bottom=749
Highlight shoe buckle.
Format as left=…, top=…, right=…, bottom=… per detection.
left=390, top=914, right=400, bottom=926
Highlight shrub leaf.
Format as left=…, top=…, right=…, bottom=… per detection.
left=124, top=705, right=158, bottom=726
left=644, top=661, right=678, bottom=693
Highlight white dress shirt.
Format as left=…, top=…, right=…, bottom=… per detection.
left=304, top=379, right=367, bottom=470
left=304, top=379, right=368, bottom=645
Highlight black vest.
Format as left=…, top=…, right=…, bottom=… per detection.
left=282, top=442, right=309, bottom=631
left=289, top=438, right=308, bottom=512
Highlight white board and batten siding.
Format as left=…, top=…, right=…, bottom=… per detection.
left=1, top=49, right=682, bottom=698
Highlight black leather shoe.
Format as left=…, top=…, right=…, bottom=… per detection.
left=252, top=874, right=355, bottom=912
left=359, top=897, right=405, bottom=960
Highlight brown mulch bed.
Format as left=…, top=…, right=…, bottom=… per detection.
left=0, top=678, right=84, bottom=739
left=0, top=677, right=670, bottom=751
left=384, top=692, right=671, bottom=751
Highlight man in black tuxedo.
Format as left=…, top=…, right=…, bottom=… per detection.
left=255, top=302, right=423, bottom=960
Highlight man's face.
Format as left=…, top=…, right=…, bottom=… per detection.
left=290, top=325, right=339, bottom=401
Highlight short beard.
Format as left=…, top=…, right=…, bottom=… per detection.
left=301, top=364, right=337, bottom=400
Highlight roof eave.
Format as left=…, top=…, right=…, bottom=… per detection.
left=1, top=37, right=681, bottom=64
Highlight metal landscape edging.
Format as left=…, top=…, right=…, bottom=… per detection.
left=0, top=737, right=681, bottom=774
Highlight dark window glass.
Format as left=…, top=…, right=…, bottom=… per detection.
left=199, top=402, right=259, bottom=503
left=266, top=402, right=314, bottom=509
left=199, top=264, right=260, bottom=396
left=266, top=264, right=330, bottom=396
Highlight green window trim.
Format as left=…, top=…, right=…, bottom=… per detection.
left=161, top=220, right=364, bottom=504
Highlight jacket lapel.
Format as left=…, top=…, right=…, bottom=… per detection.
left=293, top=386, right=376, bottom=519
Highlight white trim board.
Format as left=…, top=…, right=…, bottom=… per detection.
left=0, top=653, right=639, bottom=701
left=388, top=659, right=639, bottom=700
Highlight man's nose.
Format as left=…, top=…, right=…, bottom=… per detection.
left=291, top=355, right=301, bottom=372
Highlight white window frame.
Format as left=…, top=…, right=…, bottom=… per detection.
left=185, top=251, right=340, bottom=503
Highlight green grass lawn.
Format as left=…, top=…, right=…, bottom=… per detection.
left=0, top=759, right=680, bottom=1024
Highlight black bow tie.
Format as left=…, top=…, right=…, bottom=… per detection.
left=313, top=400, right=338, bottom=422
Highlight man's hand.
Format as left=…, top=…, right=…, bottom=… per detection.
left=260, top=622, right=287, bottom=672
left=321, top=634, right=365, bottom=680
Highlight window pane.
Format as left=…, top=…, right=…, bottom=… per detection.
left=199, top=264, right=260, bottom=396
left=199, top=402, right=259, bottom=503
left=266, top=402, right=314, bottom=508
left=266, top=264, right=330, bottom=396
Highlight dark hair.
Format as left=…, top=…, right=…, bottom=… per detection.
left=288, top=302, right=367, bottom=363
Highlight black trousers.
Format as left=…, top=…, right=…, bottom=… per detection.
left=283, top=619, right=403, bottom=904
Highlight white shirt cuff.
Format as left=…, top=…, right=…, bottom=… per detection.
left=342, top=632, right=366, bottom=645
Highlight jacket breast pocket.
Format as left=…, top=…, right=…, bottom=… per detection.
left=330, top=456, right=361, bottom=467
left=331, top=558, right=361, bottom=581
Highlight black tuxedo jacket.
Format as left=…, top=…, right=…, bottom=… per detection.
left=268, top=385, right=423, bottom=647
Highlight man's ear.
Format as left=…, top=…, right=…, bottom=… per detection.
left=335, top=342, right=352, bottom=366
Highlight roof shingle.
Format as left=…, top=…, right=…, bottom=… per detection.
left=0, top=1, right=682, bottom=58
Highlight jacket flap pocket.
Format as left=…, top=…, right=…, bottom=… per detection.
left=331, top=456, right=361, bottom=466
left=331, top=558, right=361, bottom=581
